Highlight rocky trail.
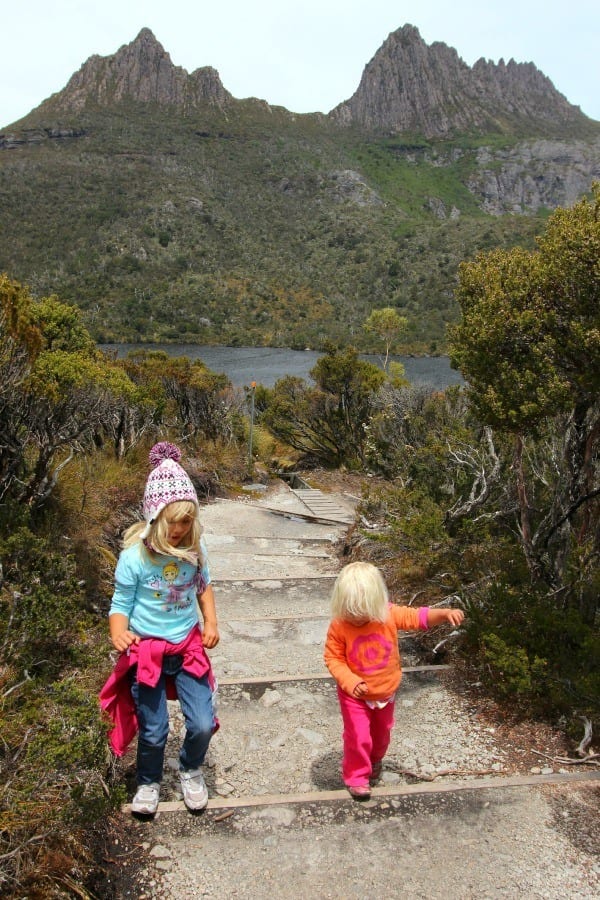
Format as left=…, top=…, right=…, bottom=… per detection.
left=106, top=482, right=599, bottom=899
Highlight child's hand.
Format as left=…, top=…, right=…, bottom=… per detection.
left=426, top=607, right=465, bottom=628
left=202, top=622, right=220, bottom=649
left=352, top=681, right=368, bottom=698
left=112, top=630, right=140, bottom=652
left=443, top=608, right=465, bottom=627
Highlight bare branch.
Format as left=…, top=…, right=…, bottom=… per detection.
left=446, top=427, right=501, bottom=521
left=576, top=717, right=593, bottom=757
left=432, top=630, right=461, bottom=654
left=2, top=670, right=31, bottom=699
left=0, top=832, right=52, bottom=864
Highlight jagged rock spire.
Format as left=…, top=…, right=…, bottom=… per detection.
left=45, top=28, right=232, bottom=113
left=330, top=24, right=588, bottom=137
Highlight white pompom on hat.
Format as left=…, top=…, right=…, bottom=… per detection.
left=141, top=442, right=199, bottom=537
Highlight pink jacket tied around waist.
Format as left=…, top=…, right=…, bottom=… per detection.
left=99, top=625, right=218, bottom=756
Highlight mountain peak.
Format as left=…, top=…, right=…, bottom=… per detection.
left=131, top=27, right=161, bottom=44
left=42, top=28, right=231, bottom=114
left=330, top=24, right=589, bottom=137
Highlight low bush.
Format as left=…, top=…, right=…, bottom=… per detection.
left=0, top=525, right=115, bottom=896
left=461, top=580, right=599, bottom=721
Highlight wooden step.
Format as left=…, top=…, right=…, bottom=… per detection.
left=290, top=488, right=355, bottom=524
left=126, top=770, right=600, bottom=814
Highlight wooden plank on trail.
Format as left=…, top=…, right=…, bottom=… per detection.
left=259, top=504, right=352, bottom=526
left=292, top=488, right=355, bottom=524
left=217, top=664, right=451, bottom=686
left=126, top=770, right=600, bottom=814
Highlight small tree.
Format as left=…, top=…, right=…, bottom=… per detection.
left=364, top=307, right=408, bottom=374
left=263, top=345, right=385, bottom=467
left=119, top=350, right=241, bottom=443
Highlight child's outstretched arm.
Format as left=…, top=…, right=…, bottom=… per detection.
left=426, top=607, right=465, bottom=627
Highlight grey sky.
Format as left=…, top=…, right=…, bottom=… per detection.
left=2, top=0, right=599, bottom=128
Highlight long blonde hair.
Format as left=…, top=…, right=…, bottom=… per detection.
left=123, top=500, right=203, bottom=565
left=330, top=561, right=389, bottom=624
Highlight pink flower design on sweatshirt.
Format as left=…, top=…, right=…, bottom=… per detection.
left=348, top=633, right=393, bottom=674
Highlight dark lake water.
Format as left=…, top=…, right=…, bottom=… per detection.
left=99, top=343, right=463, bottom=390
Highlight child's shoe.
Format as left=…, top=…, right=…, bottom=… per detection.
left=347, top=784, right=371, bottom=801
left=131, top=782, right=160, bottom=815
left=370, top=760, right=383, bottom=783
left=180, top=768, right=208, bottom=810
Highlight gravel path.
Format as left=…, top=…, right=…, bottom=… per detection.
left=106, top=484, right=600, bottom=899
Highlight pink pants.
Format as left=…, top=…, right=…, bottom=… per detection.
left=337, top=686, right=395, bottom=788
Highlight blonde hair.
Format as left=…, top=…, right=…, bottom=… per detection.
left=123, top=500, right=203, bottom=565
left=330, top=561, right=389, bottom=624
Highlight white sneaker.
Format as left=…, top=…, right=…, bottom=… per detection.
left=132, top=782, right=160, bottom=815
left=180, top=768, right=208, bottom=810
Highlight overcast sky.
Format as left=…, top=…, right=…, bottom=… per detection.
left=2, top=0, right=599, bottom=128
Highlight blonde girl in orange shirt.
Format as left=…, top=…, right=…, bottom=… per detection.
left=324, top=561, right=464, bottom=799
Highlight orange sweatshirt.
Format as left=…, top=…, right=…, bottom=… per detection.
left=324, top=604, right=429, bottom=700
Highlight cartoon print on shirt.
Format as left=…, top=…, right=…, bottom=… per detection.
left=163, top=562, right=179, bottom=584
left=147, top=574, right=163, bottom=590
left=157, top=560, right=195, bottom=612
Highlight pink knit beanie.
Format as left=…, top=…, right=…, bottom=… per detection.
left=142, top=442, right=199, bottom=533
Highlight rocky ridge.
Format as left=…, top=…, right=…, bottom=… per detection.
left=330, top=24, right=590, bottom=137
left=31, top=24, right=596, bottom=141
left=24, top=25, right=599, bottom=219
left=46, top=28, right=232, bottom=115
left=468, top=137, right=600, bottom=213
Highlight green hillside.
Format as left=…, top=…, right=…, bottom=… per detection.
left=0, top=101, right=550, bottom=352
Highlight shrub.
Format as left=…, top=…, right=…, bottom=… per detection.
left=480, top=633, right=547, bottom=698
left=462, top=580, right=600, bottom=720
left=0, top=525, right=117, bottom=896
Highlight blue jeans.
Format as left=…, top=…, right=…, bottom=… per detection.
left=130, top=654, right=214, bottom=786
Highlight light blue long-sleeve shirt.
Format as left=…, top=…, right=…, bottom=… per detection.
left=109, top=540, right=211, bottom=644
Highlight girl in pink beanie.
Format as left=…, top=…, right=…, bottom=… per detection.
left=100, top=442, right=219, bottom=816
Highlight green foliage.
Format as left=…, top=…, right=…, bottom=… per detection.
left=311, top=342, right=385, bottom=398
left=448, top=186, right=600, bottom=618
left=0, top=276, right=153, bottom=505
left=31, top=294, right=97, bottom=354
left=117, top=348, right=241, bottom=442
left=0, top=521, right=117, bottom=894
left=364, top=383, right=473, bottom=481
left=30, top=346, right=135, bottom=402
left=480, top=634, right=547, bottom=698
left=363, top=306, right=408, bottom=371
left=262, top=345, right=385, bottom=467
left=450, top=184, right=600, bottom=430
left=0, top=272, right=43, bottom=357
left=26, top=680, right=107, bottom=774
left=462, top=581, right=599, bottom=718
left=0, top=525, right=88, bottom=671
left=0, top=106, right=547, bottom=352
left=387, top=360, right=408, bottom=387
